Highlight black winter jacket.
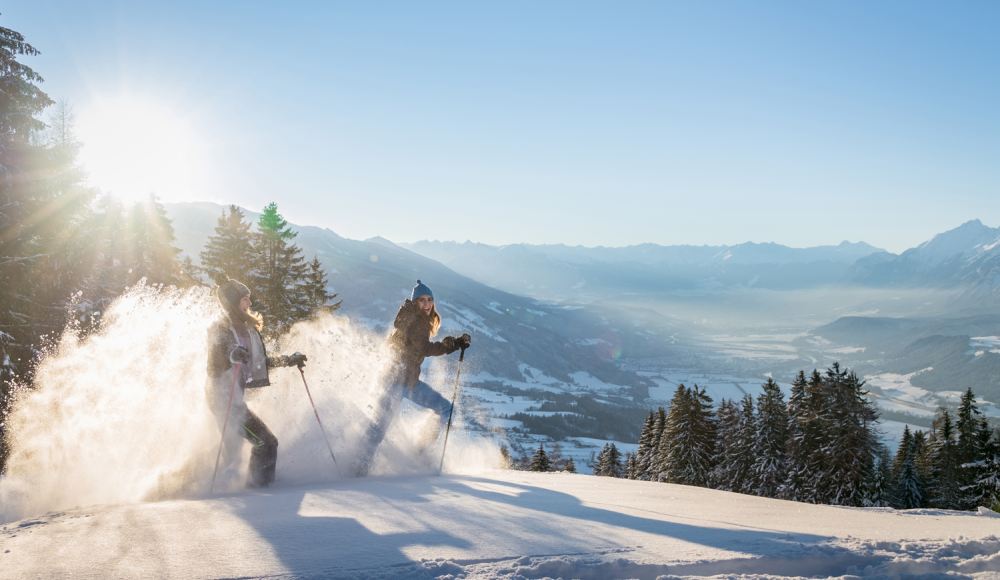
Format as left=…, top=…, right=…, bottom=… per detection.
left=387, top=300, right=451, bottom=388
left=206, top=317, right=286, bottom=389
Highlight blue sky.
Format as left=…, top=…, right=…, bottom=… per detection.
left=9, top=1, right=999, bottom=253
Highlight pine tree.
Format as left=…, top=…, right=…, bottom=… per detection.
left=730, top=395, right=757, bottom=494
left=752, top=378, right=789, bottom=498
left=625, top=452, right=638, bottom=479
left=928, top=407, right=962, bottom=509
left=864, top=444, right=894, bottom=507
left=605, top=443, right=624, bottom=478
left=530, top=443, right=552, bottom=472
left=956, top=388, right=993, bottom=509
left=633, top=411, right=656, bottom=480
left=254, top=202, right=309, bottom=338
left=640, top=407, right=666, bottom=481
left=891, top=427, right=926, bottom=509
left=125, top=194, right=183, bottom=287
left=658, top=385, right=716, bottom=487
left=814, top=366, right=880, bottom=506
left=563, top=456, right=577, bottom=473
left=200, top=205, right=257, bottom=286
left=303, top=256, right=340, bottom=314
left=0, top=27, right=94, bottom=472
left=780, top=371, right=813, bottom=501
left=710, top=399, right=738, bottom=490
left=963, top=430, right=1000, bottom=510
left=595, top=443, right=610, bottom=476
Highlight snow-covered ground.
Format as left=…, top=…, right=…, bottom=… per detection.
left=4, top=471, right=999, bottom=579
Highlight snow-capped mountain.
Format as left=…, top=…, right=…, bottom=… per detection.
left=844, top=219, right=1000, bottom=300
left=165, top=202, right=658, bottom=396
left=401, top=239, right=886, bottom=300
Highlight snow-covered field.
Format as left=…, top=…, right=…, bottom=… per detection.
left=3, top=471, right=999, bottom=580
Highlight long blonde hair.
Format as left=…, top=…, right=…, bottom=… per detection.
left=423, top=303, right=441, bottom=338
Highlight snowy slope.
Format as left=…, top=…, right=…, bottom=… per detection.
left=3, top=471, right=1000, bottom=580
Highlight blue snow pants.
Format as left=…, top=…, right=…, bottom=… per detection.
left=352, top=379, right=452, bottom=476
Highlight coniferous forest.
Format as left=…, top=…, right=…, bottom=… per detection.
left=513, top=364, right=1000, bottom=513
left=0, top=24, right=336, bottom=472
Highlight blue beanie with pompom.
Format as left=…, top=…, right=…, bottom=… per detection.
left=410, top=279, right=433, bottom=301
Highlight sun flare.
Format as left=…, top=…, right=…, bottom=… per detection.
left=76, top=96, right=206, bottom=203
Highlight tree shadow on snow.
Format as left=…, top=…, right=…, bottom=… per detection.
left=228, top=486, right=473, bottom=578
left=432, top=476, right=832, bottom=557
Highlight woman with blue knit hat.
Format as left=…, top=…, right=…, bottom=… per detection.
left=352, top=279, right=471, bottom=476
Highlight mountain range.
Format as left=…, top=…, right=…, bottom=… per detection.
left=165, top=202, right=661, bottom=399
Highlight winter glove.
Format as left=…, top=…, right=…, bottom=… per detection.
left=284, top=352, right=308, bottom=369
left=457, top=333, right=471, bottom=350
left=441, top=336, right=460, bottom=354
left=229, top=345, right=251, bottom=365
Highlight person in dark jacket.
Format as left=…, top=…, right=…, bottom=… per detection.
left=352, top=280, right=470, bottom=476
left=206, top=279, right=308, bottom=488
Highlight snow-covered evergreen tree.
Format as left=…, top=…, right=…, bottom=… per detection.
left=641, top=407, right=666, bottom=481
left=891, top=427, right=927, bottom=509
left=752, top=378, right=788, bottom=498
left=812, top=366, right=880, bottom=506
left=633, top=411, right=656, bottom=480
left=658, top=385, right=716, bottom=487
left=955, top=388, right=993, bottom=509
left=530, top=443, right=552, bottom=472
left=730, top=395, right=757, bottom=494
left=625, top=452, right=638, bottom=479
left=779, top=371, right=815, bottom=502
left=963, top=431, right=1000, bottom=510
left=709, top=399, right=738, bottom=490
left=927, top=407, right=962, bottom=510
left=563, top=456, right=577, bottom=473
left=863, top=444, right=893, bottom=507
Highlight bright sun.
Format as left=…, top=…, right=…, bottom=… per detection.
left=76, top=96, right=206, bottom=203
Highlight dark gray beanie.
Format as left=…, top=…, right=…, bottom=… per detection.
left=217, top=279, right=250, bottom=311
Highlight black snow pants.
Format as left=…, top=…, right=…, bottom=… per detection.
left=240, top=409, right=278, bottom=488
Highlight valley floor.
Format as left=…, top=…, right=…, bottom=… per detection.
left=3, top=471, right=999, bottom=579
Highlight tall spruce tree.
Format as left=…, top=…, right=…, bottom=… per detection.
left=0, top=28, right=95, bottom=472
left=634, top=411, right=656, bottom=480
left=963, top=429, right=1000, bottom=510
left=955, top=388, right=993, bottom=509
left=254, top=202, right=309, bottom=338
left=752, top=378, right=789, bottom=498
left=200, top=205, right=257, bottom=286
left=814, top=366, right=880, bottom=506
left=891, top=427, right=926, bottom=509
left=928, top=407, right=962, bottom=509
left=642, top=407, right=666, bottom=481
left=658, top=385, right=716, bottom=487
left=780, top=371, right=818, bottom=501
left=731, top=395, right=758, bottom=494
left=304, top=256, right=340, bottom=314
left=864, top=444, right=894, bottom=507
left=710, top=399, right=739, bottom=490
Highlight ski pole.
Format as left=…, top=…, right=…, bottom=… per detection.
left=210, top=363, right=240, bottom=494
left=438, top=346, right=467, bottom=474
left=299, top=366, right=343, bottom=478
